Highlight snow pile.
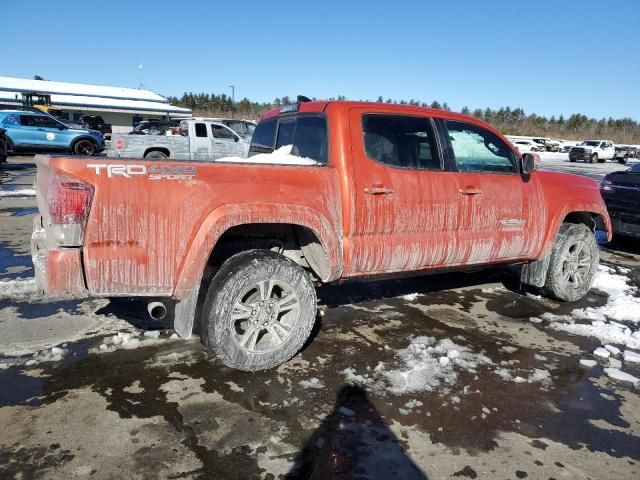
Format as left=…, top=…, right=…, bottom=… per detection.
left=542, top=267, right=640, bottom=350
left=90, top=330, right=178, bottom=354
left=0, top=277, right=37, bottom=298
left=603, top=368, right=639, bottom=386
left=401, top=293, right=421, bottom=301
left=1, top=345, right=69, bottom=369
left=365, top=337, right=493, bottom=394
left=299, top=378, right=324, bottom=389
left=624, top=350, right=640, bottom=363
left=0, top=188, right=36, bottom=197
left=217, top=145, right=320, bottom=166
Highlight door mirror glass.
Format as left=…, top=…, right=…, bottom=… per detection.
left=234, top=134, right=240, bottom=142
left=521, top=153, right=537, bottom=174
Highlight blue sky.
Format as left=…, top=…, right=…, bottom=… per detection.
left=4, top=0, right=639, bottom=119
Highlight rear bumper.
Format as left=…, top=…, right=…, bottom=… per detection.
left=31, top=216, right=89, bottom=297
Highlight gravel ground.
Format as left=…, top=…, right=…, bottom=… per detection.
left=1, top=154, right=639, bottom=480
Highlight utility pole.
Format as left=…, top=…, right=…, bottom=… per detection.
left=229, top=85, right=235, bottom=118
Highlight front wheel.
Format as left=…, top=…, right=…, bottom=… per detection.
left=590, top=153, right=598, bottom=164
left=543, top=223, right=599, bottom=302
left=73, top=139, right=96, bottom=156
left=202, top=250, right=317, bottom=371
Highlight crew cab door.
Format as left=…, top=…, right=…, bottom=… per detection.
left=345, top=108, right=464, bottom=275
left=210, top=123, right=246, bottom=159
left=189, top=122, right=212, bottom=160
left=26, top=114, right=71, bottom=149
left=442, top=120, right=544, bottom=262
left=601, top=141, right=615, bottom=160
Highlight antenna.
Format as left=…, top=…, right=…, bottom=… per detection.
left=138, top=63, right=145, bottom=90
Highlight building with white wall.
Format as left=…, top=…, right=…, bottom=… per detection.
left=0, top=76, right=192, bottom=134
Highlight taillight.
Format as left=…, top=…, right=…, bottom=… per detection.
left=601, top=179, right=615, bottom=193
left=115, top=138, right=125, bottom=150
left=48, top=176, right=94, bottom=246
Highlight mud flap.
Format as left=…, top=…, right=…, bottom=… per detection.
left=521, top=255, right=551, bottom=288
left=173, top=284, right=200, bottom=338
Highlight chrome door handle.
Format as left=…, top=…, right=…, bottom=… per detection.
left=364, top=185, right=394, bottom=195
left=459, top=187, right=482, bottom=196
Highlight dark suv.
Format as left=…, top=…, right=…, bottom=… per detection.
left=79, top=115, right=112, bottom=139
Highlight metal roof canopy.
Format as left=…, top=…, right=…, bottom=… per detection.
left=0, top=75, right=168, bottom=103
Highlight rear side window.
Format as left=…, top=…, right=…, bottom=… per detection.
left=362, top=114, right=441, bottom=170
left=250, top=115, right=328, bottom=164
left=446, top=121, right=516, bottom=174
left=250, top=119, right=277, bottom=154
left=195, top=123, right=207, bottom=137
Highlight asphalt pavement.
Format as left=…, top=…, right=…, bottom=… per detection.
left=1, top=154, right=639, bottom=480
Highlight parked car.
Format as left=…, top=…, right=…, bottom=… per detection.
left=560, top=141, right=578, bottom=153
left=111, top=119, right=249, bottom=160
left=601, top=163, right=640, bottom=238
left=511, top=139, right=545, bottom=153
left=569, top=140, right=615, bottom=163
left=613, top=145, right=638, bottom=164
left=215, top=119, right=256, bottom=140
left=0, top=110, right=105, bottom=156
left=130, top=120, right=181, bottom=136
left=31, top=100, right=611, bottom=372
left=0, top=127, right=7, bottom=162
left=78, top=115, right=112, bottom=139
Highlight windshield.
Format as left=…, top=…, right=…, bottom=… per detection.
left=580, top=141, right=600, bottom=146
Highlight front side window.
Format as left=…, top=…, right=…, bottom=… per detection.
left=446, top=121, right=516, bottom=174
left=362, top=114, right=440, bottom=170
left=195, top=123, right=207, bottom=137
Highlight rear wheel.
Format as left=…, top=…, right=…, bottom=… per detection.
left=73, top=139, right=96, bottom=156
left=145, top=150, right=168, bottom=159
left=202, top=250, right=317, bottom=371
left=618, top=156, right=628, bottom=164
left=590, top=153, right=598, bottom=164
left=543, top=223, right=599, bottom=302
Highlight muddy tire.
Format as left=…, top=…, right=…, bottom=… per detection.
left=145, top=150, right=168, bottom=159
left=543, top=223, right=599, bottom=302
left=73, top=139, right=96, bottom=156
left=202, top=250, right=317, bottom=371
left=590, top=153, right=598, bottom=164
left=618, top=157, right=627, bottom=165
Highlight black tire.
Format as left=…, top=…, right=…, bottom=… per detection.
left=202, top=250, right=317, bottom=371
left=569, top=158, right=576, bottom=163
left=618, top=157, right=628, bottom=165
left=590, top=153, right=598, bottom=164
left=543, top=223, right=599, bottom=302
left=0, top=140, right=6, bottom=163
left=73, top=139, right=96, bottom=156
left=145, top=150, right=168, bottom=159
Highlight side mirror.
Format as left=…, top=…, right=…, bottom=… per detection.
left=234, top=135, right=240, bottom=142
left=58, top=125, right=66, bottom=130
left=521, top=153, right=537, bottom=174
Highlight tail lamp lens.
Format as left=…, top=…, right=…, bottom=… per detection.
left=48, top=176, right=94, bottom=246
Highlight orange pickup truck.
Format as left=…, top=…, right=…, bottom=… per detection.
left=31, top=100, right=611, bottom=371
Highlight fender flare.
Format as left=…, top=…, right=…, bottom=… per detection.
left=172, top=203, right=343, bottom=299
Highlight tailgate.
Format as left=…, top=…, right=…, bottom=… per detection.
left=34, top=154, right=53, bottom=226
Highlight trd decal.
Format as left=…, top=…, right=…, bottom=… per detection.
left=87, top=164, right=196, bottom=180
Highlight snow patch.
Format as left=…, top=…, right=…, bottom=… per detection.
left=603, top=368, right=639, bottom=385
left=299, top=378, right=324, bottom=389
left=0, top=277, right=36, bottom=298
left=217, top=145, right=320, bottom=166
left=0, top=188, right=36, bottom=197
left=623, top=350, right=640, bottom=363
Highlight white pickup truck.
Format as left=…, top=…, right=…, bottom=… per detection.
left=569, top=140, right=615, bottom=163
left=111, top=119, right=249, bottom=160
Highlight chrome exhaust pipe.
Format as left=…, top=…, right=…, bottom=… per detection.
left=147, top=301, right=167, bottom=320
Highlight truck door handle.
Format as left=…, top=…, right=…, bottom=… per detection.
left=364, top=185, right=394, bottom=195
left=459, top=187, right=482, bottom=196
